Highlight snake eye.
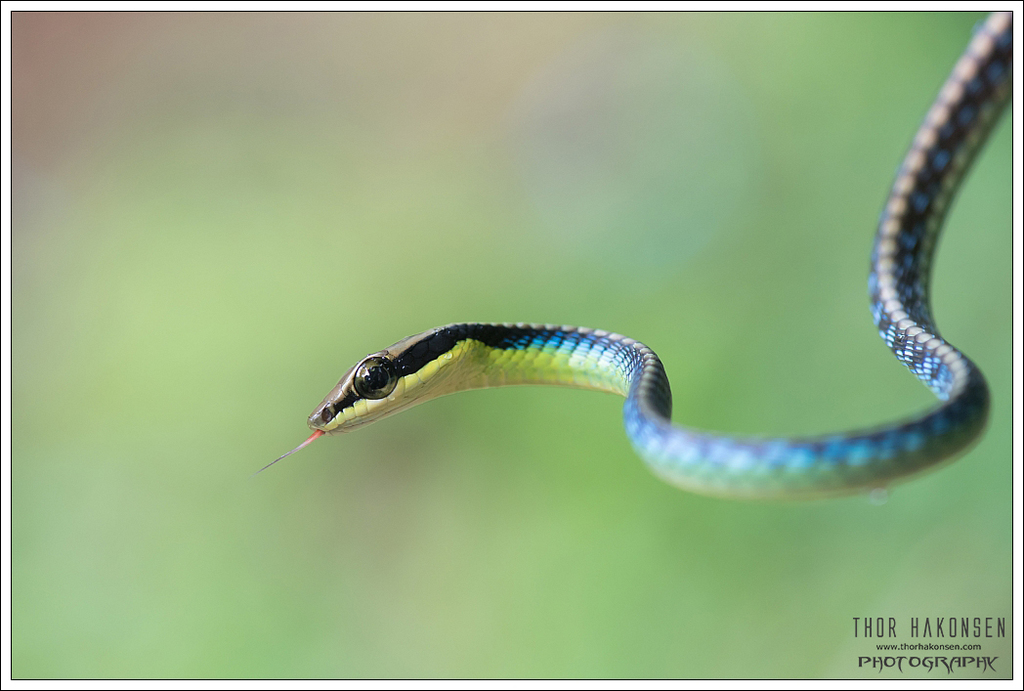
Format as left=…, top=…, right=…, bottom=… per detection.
left=353, top=356, right=397, bottom=400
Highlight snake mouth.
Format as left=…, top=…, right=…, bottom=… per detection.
left=307, top=398, right=358, bottom=434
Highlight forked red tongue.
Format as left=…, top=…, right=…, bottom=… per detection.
left=253, top=429, right=325, bottom=477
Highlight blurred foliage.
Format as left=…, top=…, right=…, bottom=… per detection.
left=12, top=12, right=1010, bottom=678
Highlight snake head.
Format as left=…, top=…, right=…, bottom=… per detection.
left=306, top=326, right=478, bottom=435
left=308, top=350, right=402, bottom=434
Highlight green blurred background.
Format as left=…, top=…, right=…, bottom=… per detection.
left=12, top=12, right=1011, bottom=678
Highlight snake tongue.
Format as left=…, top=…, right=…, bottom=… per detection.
left=253, top=429, right=325, bottom=477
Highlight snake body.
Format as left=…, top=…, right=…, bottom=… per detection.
left=271, top=14, right=1012, bottom=498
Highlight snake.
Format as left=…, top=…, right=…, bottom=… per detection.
left=263, top=13, right=1012, bottom=499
